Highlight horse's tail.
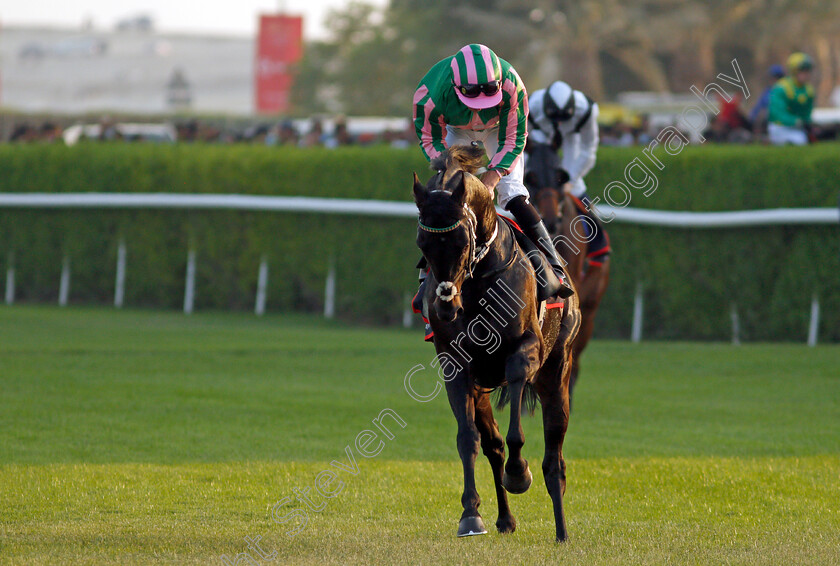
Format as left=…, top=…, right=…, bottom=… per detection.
left=430, top=145, right=486, bottom=175
left=492, top=382, right=539, bottom=416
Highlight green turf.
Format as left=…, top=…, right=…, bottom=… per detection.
left=1, top=306, right=838, bottom=564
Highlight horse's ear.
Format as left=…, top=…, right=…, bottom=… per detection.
left=449, top=171, right=468, bottom=206
left=412, top=172, right=427, bottom=208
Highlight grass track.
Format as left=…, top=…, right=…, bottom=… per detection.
left=1, top=306, right=838, bottom=564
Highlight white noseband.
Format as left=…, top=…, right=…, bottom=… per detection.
left=436, top=281, right=457, bottom=302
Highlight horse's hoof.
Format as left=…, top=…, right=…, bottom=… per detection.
left=556, top=533, right=569, bottom=543
left=496, top=515, right=516, bottom=534
left=457, top=516, right=488, bottom=537
left=503, top=465, right=533, bottom=494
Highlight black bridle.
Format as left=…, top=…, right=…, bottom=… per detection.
left=418, top=199, right=499, bottom=283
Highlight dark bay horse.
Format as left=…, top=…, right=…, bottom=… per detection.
left=413, top=146, right=581, bottom=542
left=535, top=187, right=610, bottom=398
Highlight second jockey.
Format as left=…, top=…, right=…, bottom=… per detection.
left=526, top=80, right=610, bottom=265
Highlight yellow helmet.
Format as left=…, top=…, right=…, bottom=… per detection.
left=787, top=52, right=814, bottom=73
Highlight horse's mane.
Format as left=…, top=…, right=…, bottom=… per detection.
left=430, top=145, right=486, bottom=176
left=423, top=145, right=496, bottom=241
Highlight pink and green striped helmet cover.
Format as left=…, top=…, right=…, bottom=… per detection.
left=451, top=44, right=503, bottom=110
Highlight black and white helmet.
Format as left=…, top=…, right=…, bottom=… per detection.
left=544, top=81, right=576, bottom=122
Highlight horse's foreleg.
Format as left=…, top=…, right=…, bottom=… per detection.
left=445, top=377, right=486, bottom=537
left=502, top=334, right=541, bottom=495
left=473, top=390, right=516, bottom=533
left=540, top=384, right=571, bottom=543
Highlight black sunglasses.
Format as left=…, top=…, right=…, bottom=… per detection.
left=454, top=80, right=501, bottom=98
left=544, top=89, right=575, bottom=122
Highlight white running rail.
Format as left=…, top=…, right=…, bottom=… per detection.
left=0, top=193, right=837, bottom=228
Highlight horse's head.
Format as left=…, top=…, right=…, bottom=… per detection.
left=413, top=146, right=495, bottom=323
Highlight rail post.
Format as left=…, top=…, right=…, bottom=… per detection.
left=807, top=293, right=820, bottom=347
left=255, top=255, right=269, bottom=316
left=730, top=303, right=741, bottom=346
left=324, top=256, right=336, bottom=319
left=4, top=252, right=14, bottom=305
left=184, top=249, right=196, bottom=315
left=114, top=239, right=127, bottom=308
left=58, top=256, right=71, bottom=307
left=631, top=281, right=643, bottom=343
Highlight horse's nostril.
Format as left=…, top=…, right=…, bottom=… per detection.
left=455, top=307, right=464, bottom=318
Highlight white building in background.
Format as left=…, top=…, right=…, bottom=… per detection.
left=0, top=26, right=254, bottom=115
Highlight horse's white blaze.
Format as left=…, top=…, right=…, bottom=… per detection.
left=436, top=281, right=457, bottom=302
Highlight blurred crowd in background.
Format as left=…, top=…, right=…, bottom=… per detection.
left=4, top=44, right=839, bottom=147
left=4, top=0, right=840, bottom=149
left=6, top=107, right=839, bottom=147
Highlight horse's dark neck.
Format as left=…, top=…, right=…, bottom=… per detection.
left=558, top=194, right=582, bottom=268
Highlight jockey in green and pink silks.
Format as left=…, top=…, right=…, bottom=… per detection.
left=412, top=44, right=529, bottom=189
left=411, top=44, right=572, bottom=340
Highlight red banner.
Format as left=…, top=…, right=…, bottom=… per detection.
left=255, top=14, right=303, bottom=114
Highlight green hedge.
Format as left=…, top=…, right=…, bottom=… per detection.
left=0, top=142, right=838, bottom=342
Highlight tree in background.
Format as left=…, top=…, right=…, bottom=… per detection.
left=291, top=0, right=840, bottom=116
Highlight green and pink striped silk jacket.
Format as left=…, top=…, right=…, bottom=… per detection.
left=412, top=55, right=528, bottom=175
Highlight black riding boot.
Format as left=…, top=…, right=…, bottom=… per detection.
left=507, top=196, right=575, bottom=299
left=523, top=220, right=575, bottom=298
